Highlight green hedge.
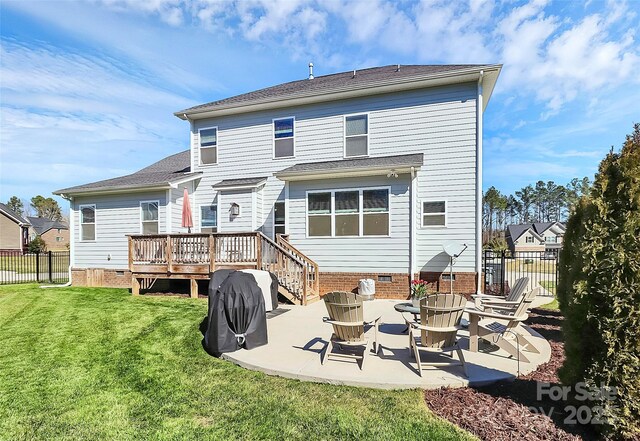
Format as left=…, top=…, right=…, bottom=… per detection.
left=558, top=124, right=640, bottom=439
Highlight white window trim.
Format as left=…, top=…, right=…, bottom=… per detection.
left=273, top=200, right=286, bottom=237
left=525, top=236, right=535, bottom=244
left=343, top=112, right=370, bottom=159
left=272, top=116, right=296, bottom=160
left=199, top=203, right=218, bottom=233
left=421, top=199, right=448, bottom=228
left=198, top=126, right=218, bottom=166
left=78, top=204, right=96, bottom=242
left=305, top=186, right=391, bottom=238
left=140, top=200, right=160, bottom=234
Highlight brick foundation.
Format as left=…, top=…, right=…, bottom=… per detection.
left=319, top=272, right=413, bottom=299
left=71, top=268, right=132, bottom=288
left=419, top=271, right=478, bottom=299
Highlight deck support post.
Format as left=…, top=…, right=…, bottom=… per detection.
left=132, top=277, right=140, bottom=296
left=190, top=278, right=198, bottom=299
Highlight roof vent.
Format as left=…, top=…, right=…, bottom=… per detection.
left=396, top=64, right=400, bottom=72
left=308, top=62, right=314, bottom=80
left=353, top=69, right=356, bottom=78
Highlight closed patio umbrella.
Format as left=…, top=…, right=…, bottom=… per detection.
left=182, top=188, right=193, bottom=233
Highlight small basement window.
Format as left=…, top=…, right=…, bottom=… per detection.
left=378, top=275, right=392, bottom=283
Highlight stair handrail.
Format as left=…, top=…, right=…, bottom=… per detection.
left=275, top=234, right=320, bottom=297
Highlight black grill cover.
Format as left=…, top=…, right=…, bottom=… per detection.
left=204, top=270, right=268, bottom=355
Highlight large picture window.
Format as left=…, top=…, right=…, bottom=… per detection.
left=422, top=201, right=446, bottom=227
left=201, top=205, right=217, bottom=233
left=273, top=117, right=294, bottom=158
left=345, top=114, right=368, bottom=157
left=140, top=201, right=159, bottom=234
left=307, top=188, right=389, bottom=237
left=79, top=204, right=96, bottom=241
left=199, top=127, right=217, bottom=165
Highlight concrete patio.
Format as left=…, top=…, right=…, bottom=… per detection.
left=222, top=298, right=552, bottom=390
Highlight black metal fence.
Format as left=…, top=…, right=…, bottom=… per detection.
left=483, top=249, right=559, bottom=296
left=0, top=251, right=70, bottom=285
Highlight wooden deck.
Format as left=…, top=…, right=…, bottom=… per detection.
left=128, top=232, right=319, bottom=305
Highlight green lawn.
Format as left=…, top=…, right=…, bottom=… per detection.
left=538, top=281, right=559, bottom=310
left=0, top=285, right=474, bottom=441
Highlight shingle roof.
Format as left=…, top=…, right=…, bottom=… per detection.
left=212, top=177, right=268, bottom=189
left=0, top=203, right=30, bottom=225
left=54, top=150, right=199, bottom=195
left=506, top=224, right=538, bottom=243
left=27, top=217, right=68, bottom=235
left=276, top=153, right=424, bottom=178
left=177, top=64, right=494, bottom=117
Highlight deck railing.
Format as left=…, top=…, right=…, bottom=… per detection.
left=128, top=232, right=319, bottom=304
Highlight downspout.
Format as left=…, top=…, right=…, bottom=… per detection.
left=410, top=166, right=416, bottom=281
left=475, top=71, right=484, bottom=294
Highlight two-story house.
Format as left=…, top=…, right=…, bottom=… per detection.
left=55, top=64, right=501, bottom=301
left=505, top=221, right=566, bottom=254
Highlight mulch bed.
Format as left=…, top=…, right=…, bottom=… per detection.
left=424, top=308, right=599, bottom=441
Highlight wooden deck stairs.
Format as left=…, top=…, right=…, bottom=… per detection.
left=128, top=232, right=320, bottom=305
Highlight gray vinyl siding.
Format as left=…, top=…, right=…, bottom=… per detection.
left=288, top=175, right=409, bottom=273
left=73, top=82, right=478, bottom=274
left=218, top=189, right=253, bottom=232
left=189, top=82, right=477, bottom=273
left=72, top=191, right=166, bottom=269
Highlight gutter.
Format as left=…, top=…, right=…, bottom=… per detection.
left=275, top=164, right=422, bottom=181
left=53, top=173, right=203, bottom=197
left=475, top=70, right=484, bottom=294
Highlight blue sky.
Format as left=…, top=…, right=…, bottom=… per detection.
left=1, top=0, right=639, bottom=214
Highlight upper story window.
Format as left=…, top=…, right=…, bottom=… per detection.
left=545, top=236, right=557, bottom=243
left=140, top=201, right=159, bottom=234
left=307, top=188, right=389, bottom=237
left=422, top=201, right=446, bottom=227
left=80, top=204, right=96, bottom=241
left=201, top=205, right=217, bottom=233
left=525, top=236, right=534, bottom=243
left=273, top=117, right=295, bottom=158
left=199, top=127, right=218, bottom=165
left=345, top=114, right=368, bottom=157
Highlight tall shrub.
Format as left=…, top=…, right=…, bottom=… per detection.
left=558, top=124, right=640, bottom=439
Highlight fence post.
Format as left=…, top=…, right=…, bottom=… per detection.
left=48, top=251, right=53, bottom=283
left=500, top=250, right=506, bottom=295
left=36, top=252, right=40, bottom=283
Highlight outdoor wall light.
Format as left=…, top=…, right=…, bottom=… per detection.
left=230, top=203, right=240, bottom=216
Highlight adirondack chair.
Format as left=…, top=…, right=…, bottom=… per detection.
left=404, top=293, right=468, bottom=377
left=466, top=287, right=541, bottom=363
left=321, top=291, right=381, bottom=370
left=472, top=276, right=530, bottom=306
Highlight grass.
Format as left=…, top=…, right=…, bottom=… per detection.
left=538, top=281, right=559, bottom=310
left=0, top=285, right=474, bottom=441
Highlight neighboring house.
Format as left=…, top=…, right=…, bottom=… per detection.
left=27, top=217, right=70, bottom=251
left=55, top=64, right=502, bottom=297
left=505, top=222, right=566, bottom=254
left=0, top=203, right=30, bottom=253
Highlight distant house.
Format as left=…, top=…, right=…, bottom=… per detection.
left=28, top=217, right=69, bottom=251
left=505, top=222, right=565, bottom=253
left=0, top=203, right=30, bottom=253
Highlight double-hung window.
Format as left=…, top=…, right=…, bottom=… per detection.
left=273, top=117, right=294, bottom=158
left=546, top=236, right=557, bottom=243
left=525, top=236, right=534, bottom=244
left=345, top=114, right=368, bottom=157
left=422, top=201, right=446, bottom=227
left=274, top=202, right=286, bottom=235
left=199, top=127, right=218, bottom=165
left=80, top=205, right=95, bottom=241
left=140, top=201, right=159, bottom=234
left=307, top=188, right=389, bottom=237
left=201, top=205, right=217, bottom=233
